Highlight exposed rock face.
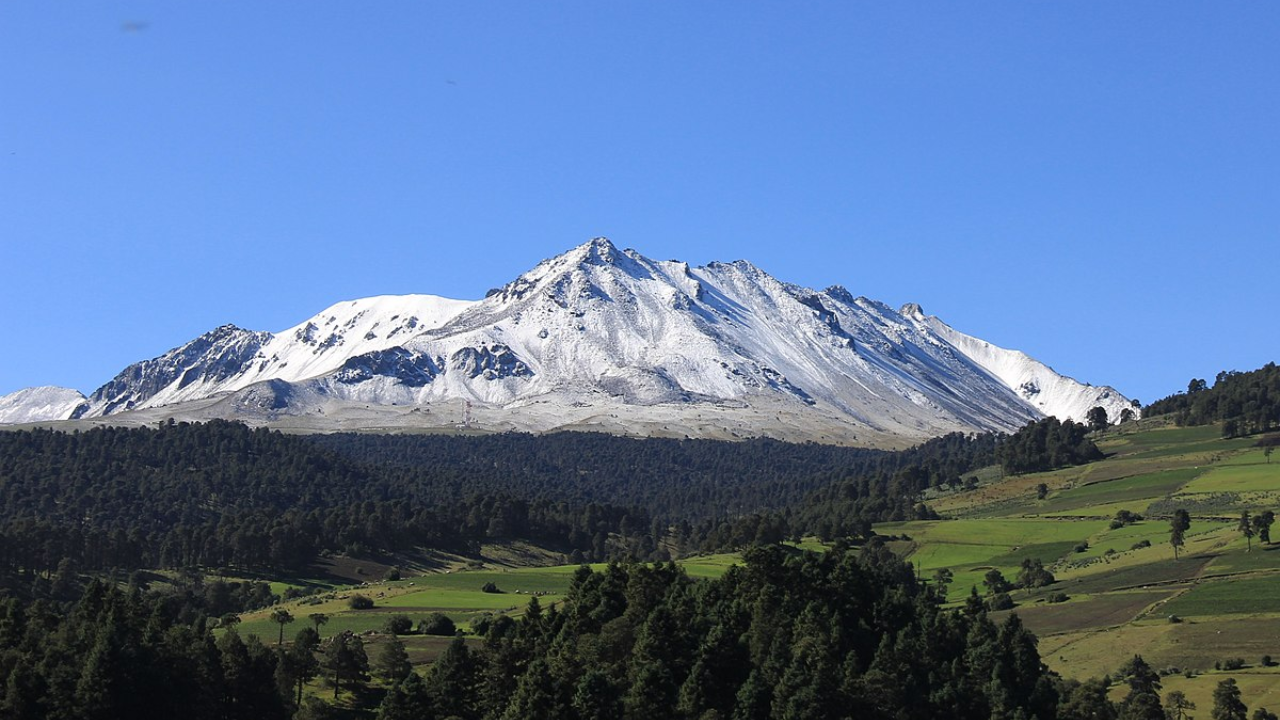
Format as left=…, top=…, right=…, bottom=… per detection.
left=1, top=238, right=1136, bottom=446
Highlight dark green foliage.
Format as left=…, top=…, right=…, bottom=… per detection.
left=418, top=612, right=457, bottom=636
left=1239, top=511, right=1256, bottom=552
left=1165, top=690, right=1196, bottom=720
left=0, top=581, right=290, bottom=720
left=0, top=420, right=1008, bottom=586
left=1088, top=406, right=1110, bottom=432
left=423, top=636, right=480, bottom=720
left=1110, top=509, right=1143, bottom=529
left=983, top=568, right=1013, bottom=594
left=383, top=614, right=413, bottom=635
left=319, top=630, right=368, bottom=699
left=348, top=594, right=374, bottom=610
left=1116, top=655, right=1163, bottom=720
left=0, top=421, right=656, bottom=583
left=998, top=416, right=1104, bottom=475
left=1212, top=678, right=1249, bottom=720
left=376, top=673, right=432, bottom=720
left=460, top=545, right=1067, bottom=719
left=1146, top=363, right=1280, bottom=436
left=1017, top=558, right=1056, bottom=589
left=1251, top=510, right=1274, bottom=545
left=1058, top=677, right=1118, bottom=720
left=311, top=429, right=997, bottom=522
left=374, top=637, right=412, bottom=683
left=1171, top=509, right=1191, bottom=560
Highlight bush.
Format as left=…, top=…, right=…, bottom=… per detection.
left=348, top=594, right=374, bottom=610
left=1046, top=592, right=1069, bottom=604
left=418, top=612, right=457, bottom=636
left=1168, top=615, right=1182, bottom=624
left=383, top=614, right=413, bottom=635
left=1263, top=655, right=1275, bottom=667
left=1074, top=542, right=1089, bottom=553
left=987, top=592, right=1015, bottom=611
left=384, top=568, right=401, bottom=581
left=481, top=581, right=502, bottom=594
left=1131, top=539, right=1152, bottom=550
left=1222, top=657, right=1246, bottom=670
left=471, top=613, right=495, bottom=637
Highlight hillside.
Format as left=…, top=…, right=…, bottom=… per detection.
left=878, top=420, right=1280, bottom=710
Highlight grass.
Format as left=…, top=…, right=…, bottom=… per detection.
left=1037, top=467, right=1203, bottom=515
left=1160, top=573, right=1280, bottom=616
left=1182, top=461, right=1280, bottom=494
left=991, top=590, right=1172, bottom=637
left=875, top=421, right=1280, bottom=689
left=234, top=552, right=743, bottom=648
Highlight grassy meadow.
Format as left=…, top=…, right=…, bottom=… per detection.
left=887, top=421, right=1280, bottom=708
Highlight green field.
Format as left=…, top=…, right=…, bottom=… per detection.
left=231, top=421, right=1280, bottom=707
left=236, top=553, right=744, bottom=643
left=1161, top=573, right=1280, bottom=616
left=1039, top=467, right=1203, bottom=514
left=875, top=420, right=1280, bottom=704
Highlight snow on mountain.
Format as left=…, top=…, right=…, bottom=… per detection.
left=79, top=295, right=475, bottom=417
left=913, top=309, right=1135, bottom=425
left=0, top=386, right=87, bottom=424
left=5, top=239, right=1135, bottom=445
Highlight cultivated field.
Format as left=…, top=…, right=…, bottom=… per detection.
left=886, top=422, right=1280, bottom=708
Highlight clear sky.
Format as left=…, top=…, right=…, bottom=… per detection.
left=2, top=3, right=1277, bottom=406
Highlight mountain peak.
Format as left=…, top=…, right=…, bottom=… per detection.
left=900, top=303, right=925, bottom=318
left=0, top=239, right=1136, bottom=444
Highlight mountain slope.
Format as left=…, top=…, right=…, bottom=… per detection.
left=3, top=239, right=1134, bottom=445
left=0, top=386, right=87, bottom=424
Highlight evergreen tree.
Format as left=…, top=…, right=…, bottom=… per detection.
left=1212, top=678, right=1248, bottom=720
left=1116, top=655, right=1163, bottom=720
left=1165, top=690, right=1195, bottom=720
left=1057, top=678, right=1117, bottom=720
left=573, top=669, right=623, bottom=720
left=500, top=658, right=561, bottom=720
left=270, top=608, right=294, bottom=646
left=374, top=637, right=412, bottom=684
left=424, top=635, right=479, bottom=720
left=1171, top=510, right=1191, bottom=560
left=1239, top=511, right=1256, bottom=552
left=376, top=673, right=432, bottom=720
left=308, top=612, right=329, bottom=638
left=1252, top=510, right=1274, bottom=545
left=320, top=631, right=368, bottom=700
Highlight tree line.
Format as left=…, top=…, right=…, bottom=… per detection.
left=1144, top=362, right=1280, bottom=437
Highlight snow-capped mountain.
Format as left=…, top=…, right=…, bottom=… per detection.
left=1, top=239, right=1135, bottom=446
left=0, top=386, right=88, bottom=425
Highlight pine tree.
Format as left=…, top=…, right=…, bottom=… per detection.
left=376, top=673, right=432, bottom=720
left=1171, top=509, right=1191, bottom=560
left=573, top=669, right=623, bottom=720
left=1213, top=678, right=1248, bottom=720
left=1239, top=511, right=1256, bottom=552
left=424, top=635, right=479, bottom=720
left=374, top=637, right=412, bottom=684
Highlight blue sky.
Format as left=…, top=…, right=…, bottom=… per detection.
left=2, top=3, right=1277, bottom=405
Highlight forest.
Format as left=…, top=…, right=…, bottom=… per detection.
left=0, top=416, right=1101, bottom=589
left=1144, top=362, right=1280, bottom=436
left=0, top=406, right=1130, bottom=718
left=1, top=541, right=1223, bottom=720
